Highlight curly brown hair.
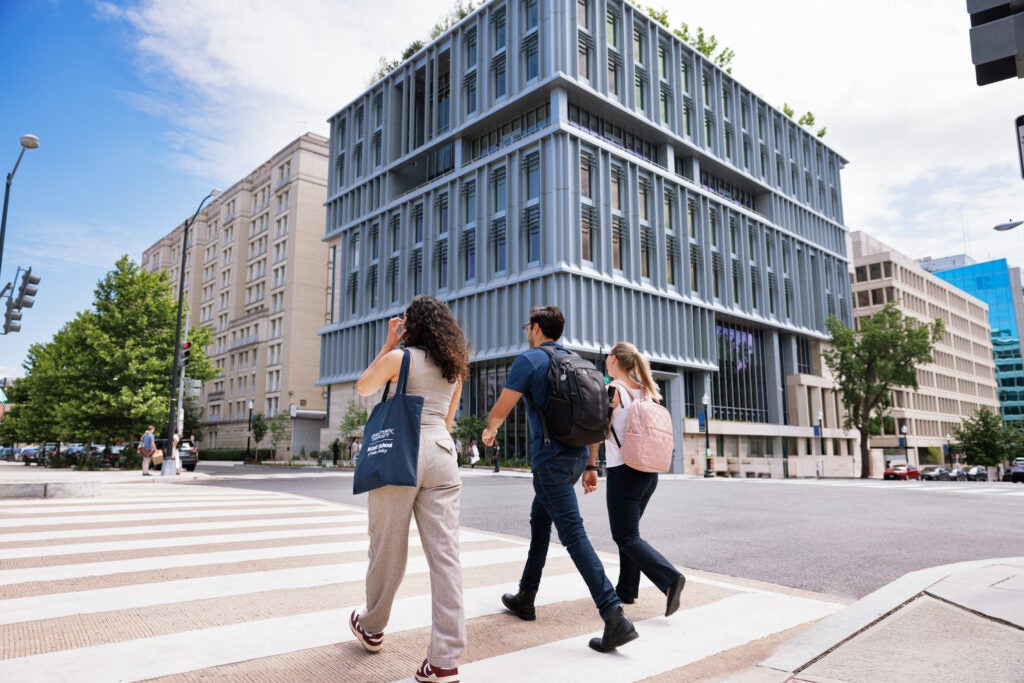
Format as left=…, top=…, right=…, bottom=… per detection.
left=403, top=295, right=470, bottom=384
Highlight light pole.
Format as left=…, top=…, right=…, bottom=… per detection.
left=816, top=410, right=824, bottom=479
left=1, top=134, right=40, bottom=283
left=246, top=399, right=254, bottom=462
left=702, top=393, right=713, bottom=478
left=901, top=424, right=910, bottom=467
left=167, top=189, right=220, bottom=469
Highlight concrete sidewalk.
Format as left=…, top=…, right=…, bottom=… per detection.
left=749, top=557, right=1024, bottom=683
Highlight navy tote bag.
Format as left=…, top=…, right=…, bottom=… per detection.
left=353, top=348, right=423, bottom=494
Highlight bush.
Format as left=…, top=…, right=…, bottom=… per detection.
left=196, top=448, right=250, bottom=461
left=45, top=452, right=73, bottom=469
left=120, top=447, right=142, bottom=470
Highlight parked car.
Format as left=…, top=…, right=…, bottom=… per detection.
left=947, top=467, right=968, bottom=482
left=21, top=446, right=43, bottom=465
left=966, top=466, right=989, bottom=482
left=1, top=446, right=22, bottom=461
left=153, top=438, right=198, bottom=472
left=920, top=466, right=953, bottom=481
left=63, top=444, right=89, bottom=464
left=1007, top=462, right=1024, bottom=484
left=884, top=464, right=920, bottom=480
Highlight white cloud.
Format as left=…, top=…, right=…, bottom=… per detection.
left=95, top=0, right=457, bottom=182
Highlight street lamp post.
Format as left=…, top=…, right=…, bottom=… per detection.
left=816, top=410, right=824, bottom=479
left=166, top=190, right=220, bottom=471
left=1, top=134, right=40, bottom=282
left=702, top=393, right=713, bottom=478
left=901, top=424, right=910, bottom=467
left=246, top=400, right=254, bottom=462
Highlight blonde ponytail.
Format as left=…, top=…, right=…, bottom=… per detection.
left=609, top=341, right=662, bottom=402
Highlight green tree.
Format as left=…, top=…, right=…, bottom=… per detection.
left=822, top=302, right=944, bottom=479
left=453, top=414, right=487, bottom=446
left=4, top=256, right=218, bottom=448
left=954, top=407, right=1011, bottom=467
left=268, top=413, right=291, bottom=459
left=339, top=400, right=368, bottom=442
left=251, top=412, right=269, bottom=463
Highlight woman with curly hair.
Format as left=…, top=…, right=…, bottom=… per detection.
left=349, top=295, right=470, bottom=683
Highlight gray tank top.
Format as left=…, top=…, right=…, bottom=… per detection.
left=403, top=347, right=456, bottom=427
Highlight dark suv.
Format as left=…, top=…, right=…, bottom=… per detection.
left=154, top=438, right=198, bottom=472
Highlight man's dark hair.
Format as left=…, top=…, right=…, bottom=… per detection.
left=529, top=305, right=565, bottom=340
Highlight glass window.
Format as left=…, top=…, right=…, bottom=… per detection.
left=465, top=31, right=477, bottom=69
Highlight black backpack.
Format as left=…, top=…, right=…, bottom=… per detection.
left=527, top=345, right=611, bottom=448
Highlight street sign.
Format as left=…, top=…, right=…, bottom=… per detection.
left=697, top=412, right=706, bottom=433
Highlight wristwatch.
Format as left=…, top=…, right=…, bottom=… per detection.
left=585, top=465, right=599, bottom=471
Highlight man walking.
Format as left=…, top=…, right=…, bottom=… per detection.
left=482, top=305, right=638, bottom=653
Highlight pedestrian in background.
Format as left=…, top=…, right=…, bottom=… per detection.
left=348, top=295, right=470, bottom=683
left=139, top=425, right=156, bottom=476
left=331, top=439, right=340, bottom=466
left=469, top=439, right=480, bottom=469
left=491, top=443, right=500, bottom=472
left=594, top=341, right=686, bottom=617
left=482, top=305, right=638, bottom=653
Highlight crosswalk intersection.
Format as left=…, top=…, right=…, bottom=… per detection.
left=0, top=483, right=845, bottom=682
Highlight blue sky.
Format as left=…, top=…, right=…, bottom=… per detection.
left=2, top=0, right=1023, bottom=380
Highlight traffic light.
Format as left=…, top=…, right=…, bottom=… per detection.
left=180, top=341, right=192, bottom=366
left=14, top=268, right=40, bottom=309
left=967, top=0, right=1024, bottom=85
left=3, top=299, right=21, bottom=334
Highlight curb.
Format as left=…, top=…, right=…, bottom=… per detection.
left=758, top=556, right=1024, bottom=677
left=0, top=480, right=102, bottom=499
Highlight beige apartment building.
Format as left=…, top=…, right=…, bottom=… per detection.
left=142, top=133, right=331, bottom=458
left=848, top=231, right=1000, bottom=467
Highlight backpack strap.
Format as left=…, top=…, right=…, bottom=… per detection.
left=608, top=379, right=640, bottom=449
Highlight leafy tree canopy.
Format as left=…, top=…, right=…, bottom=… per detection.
left=953, top=407, right=1010, bottom=467
left=2, top=256, right=218, bottom=446
left=822, top=302, right=944, bottom=478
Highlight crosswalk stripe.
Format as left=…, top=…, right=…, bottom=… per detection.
left=450, top=592, right=842, bottom=683
left=0, top=512, right=363, bottom=543
left=0, top=484, right=845, bottom=682
left=0, top=504, right=329, bottom=527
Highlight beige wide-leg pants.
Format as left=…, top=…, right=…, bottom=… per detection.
left=359, top=427, right=465, bottom=669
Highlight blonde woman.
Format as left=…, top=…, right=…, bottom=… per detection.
left=593, top=342, right=686, bottom=617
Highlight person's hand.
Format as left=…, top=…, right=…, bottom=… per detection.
left=582, top=469, right=598, bottom=494
left=384, top=316, right=405, bottom=349
left=481, top=427, right=496, bottom=446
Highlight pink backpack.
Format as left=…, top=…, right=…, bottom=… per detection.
left=609, top=381, right=674, bottom=473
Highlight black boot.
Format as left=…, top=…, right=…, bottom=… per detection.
left=588, top=606, right=639, bottom=652
left=501, top=590, right=537, bottom=621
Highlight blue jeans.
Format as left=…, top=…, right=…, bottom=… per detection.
left=606, top=465, right=681, bottom=601
left=519, top=453, right=620, bottom=621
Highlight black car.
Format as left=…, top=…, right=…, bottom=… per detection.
left=966, top=466, right=989, bottom=482
left=947, top=467, right=968, bottom=482
left=920, top=466, right=953, bottom=481
left=1007, top=463, right=1024, bottom=484
left=21, top=446, right=43, bottom=465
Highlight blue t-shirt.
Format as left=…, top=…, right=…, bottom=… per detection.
left=505, top=342, right=587, bottom=467
left=142, top=432, right=155, bottom=450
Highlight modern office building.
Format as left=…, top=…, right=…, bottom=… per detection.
left=318, top=0, right=857, bottom=476
left=143, top=133, right=331, bottom=456
left=927, top=258, right=1024, bottom=424
left=849, top=232, right=1001, bottom=466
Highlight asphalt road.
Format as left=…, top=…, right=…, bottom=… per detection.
left=198, top=465, right=1024, bottom=600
